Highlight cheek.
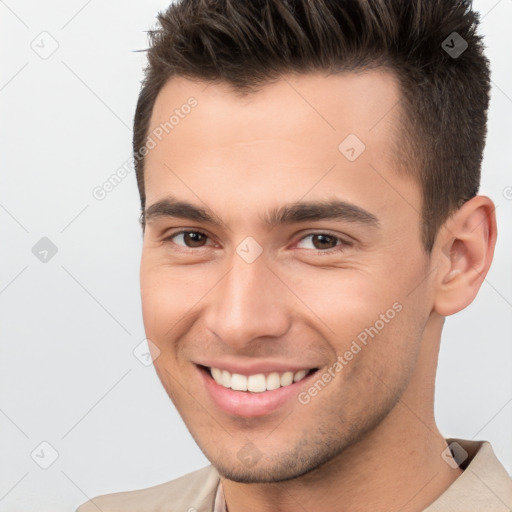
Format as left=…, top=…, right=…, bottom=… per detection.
left=284, top=265, right=426, bottom=380
left=285, top=268, right=402, bottom=337
left=140, top=261, right=202, bottom=335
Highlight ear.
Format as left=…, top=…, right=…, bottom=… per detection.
left=433, top=195, right=497, bottom=316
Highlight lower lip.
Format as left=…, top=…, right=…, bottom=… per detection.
left=199, top=367, right=317, bottom=418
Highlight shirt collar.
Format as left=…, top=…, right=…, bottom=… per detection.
left=212, top=439, right=511, bottom=511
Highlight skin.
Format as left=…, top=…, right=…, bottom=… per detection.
left=140, top=70, right=496, bottom=512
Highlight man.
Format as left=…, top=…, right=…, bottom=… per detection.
left=78, top=0, right=511, bottom=510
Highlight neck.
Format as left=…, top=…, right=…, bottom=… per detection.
left=222, top=314, right=462, bottom=512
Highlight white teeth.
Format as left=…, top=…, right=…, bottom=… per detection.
left=211, top=367, right=222, bottom=385
left=247, top=374, right=266, bottom=393
left=231, top=373, right=247, bottom=391
left=209, top=367, right=312, bottom=392
left=280, top=371, right=294, bottom=387
left=266, top=372, right=281, bottom=391
left=293, top=370, right=307, bottom=382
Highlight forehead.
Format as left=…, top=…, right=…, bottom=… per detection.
left=144, top=70, right=419, bottom=228
left=148, top=69, right=403, bottom=151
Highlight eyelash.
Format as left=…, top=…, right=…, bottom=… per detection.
left=163, top=230, right=349, bottom=254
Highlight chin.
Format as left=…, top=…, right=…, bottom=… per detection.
left=207, top=443, right=348, bottom=484
left=213, top=464, right=313, bottom=484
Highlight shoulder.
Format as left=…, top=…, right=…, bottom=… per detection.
left=425, top=439, right=512, bottom=511
left=76, top=465, right=220, bottom=512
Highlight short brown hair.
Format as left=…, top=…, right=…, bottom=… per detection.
left=133, top=0, right=491, bottom=251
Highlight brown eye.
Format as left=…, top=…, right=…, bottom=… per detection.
left=169, top=231, right=209, bottom=248
left=296, top=233, right=345, bottom=252
left=312, top=234, right=338, bottom=250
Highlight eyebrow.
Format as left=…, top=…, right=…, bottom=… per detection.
left=144, top=195, right=380, bottom=229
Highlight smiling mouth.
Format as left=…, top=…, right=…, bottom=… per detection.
left=200, top=365, right=318, bottom=393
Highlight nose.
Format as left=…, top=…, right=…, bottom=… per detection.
left=203, top=253, right=291, bottom=350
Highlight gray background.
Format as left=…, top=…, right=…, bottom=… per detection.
left=1, top=1, right=511, bottom=510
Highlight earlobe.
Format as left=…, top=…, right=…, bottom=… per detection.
left=433, top=196, right=497, bottom=317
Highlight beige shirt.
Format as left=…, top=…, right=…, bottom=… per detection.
left=77, top=439, right=512, bottom=511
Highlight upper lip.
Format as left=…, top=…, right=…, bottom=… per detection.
left=196, top=358, right=319, bottom=376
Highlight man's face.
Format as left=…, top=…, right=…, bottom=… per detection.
left=140, top=71, right=435, bottom=482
